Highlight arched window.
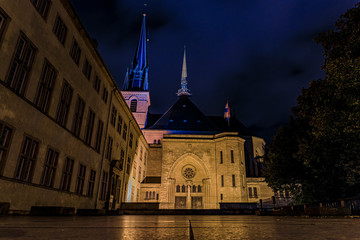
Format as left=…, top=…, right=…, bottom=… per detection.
left=157, top=139, right=161, bottom=144
left=192, top=185, right=196, bottom=192
left=130, top=99, right=137, bottom=112
left=182, top=185, right=186, bottom=192
left=146, top=191, right=148, bottom=199
left=176, top=185, right=180, bottom=192
left=153, top=139, right=157, bottom=144
left=152, top=191, right=155, bottom=199
left=198, top=185, right=202, bottom=193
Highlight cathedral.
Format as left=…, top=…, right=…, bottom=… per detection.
left=121, top=15, right=274, bottom=209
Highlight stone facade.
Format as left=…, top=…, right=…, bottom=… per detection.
left=121, top=91, right=150, bottom=129
left=0, top=0, right=148, bottom=213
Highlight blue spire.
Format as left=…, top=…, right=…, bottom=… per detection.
left=123, top=14, right=149, bottom=91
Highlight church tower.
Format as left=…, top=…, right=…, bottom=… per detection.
left=121, top=14, right=150, bottom=129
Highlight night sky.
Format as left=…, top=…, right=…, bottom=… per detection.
left=71, top=0, right=358, bottom=141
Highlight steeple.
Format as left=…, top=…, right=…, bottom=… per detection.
left=177, top=46, right=191, bottom=96
left=123, top=13, right=149, bottom=91
left=121, top=14, right=151, bottom=129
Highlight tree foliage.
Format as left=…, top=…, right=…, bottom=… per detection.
left=265, top=3, right=360, bottom=203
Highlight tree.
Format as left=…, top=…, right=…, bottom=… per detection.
left=265, top=3, right=360, bottom=203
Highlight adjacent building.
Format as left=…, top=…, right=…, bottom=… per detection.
left=0, top=0, right=148, bottom=213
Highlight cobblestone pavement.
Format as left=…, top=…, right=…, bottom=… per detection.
left=0, top=215, right=359, bottom=240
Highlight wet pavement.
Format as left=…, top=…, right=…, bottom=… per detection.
left=0, top=215, right=359, bottom=240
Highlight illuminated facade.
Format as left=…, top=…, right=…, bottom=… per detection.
left=120, top=18, right=274, bottom=209
left=0, top=0, right=148, bottom=213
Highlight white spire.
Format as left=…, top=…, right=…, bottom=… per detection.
left=177, top=46, right=191, bottom=96
left=181, top=46, right=187, bottom=80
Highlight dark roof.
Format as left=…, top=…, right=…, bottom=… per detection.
left=208, top=116, right=253, bottom=136
left=147, top=96, right=221, bottom=132
left=145, top=113, right=162, bottom=128
left=145, top=96, right=253, bottom=136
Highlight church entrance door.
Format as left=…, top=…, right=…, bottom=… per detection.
left=191, top=197, right=202, bottom=209
left=175, top=196, right=186, bottom=209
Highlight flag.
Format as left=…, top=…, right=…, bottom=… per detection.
left=224, top=100, right=230, bottom=122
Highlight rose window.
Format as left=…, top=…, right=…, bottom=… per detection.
left=182, top=165, right=196, bottom=179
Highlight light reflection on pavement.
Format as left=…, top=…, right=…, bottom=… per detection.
left=0, top=215, right=359, bottom=240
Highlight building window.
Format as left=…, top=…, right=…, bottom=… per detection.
left=71, top=96, right=85, bottom=137
left=122, top=124, right=127, bottom=140
left=192, top=185, right=196, bottom=193
left=6, top=33, right=37, bottom=96
left=126, top=157, right=131, bottom=174
left=146, top=191, right=148, bottom=199
left=138, top=166, right=142, bottom=183
left=0, top=7, right=10, bottom=46
left=132, top=162, right=137, bottom=179
left=84, top=109, right=95, bottom=145
left=231, top=150, right=234, bottom=163
left=105, top=136, right=113, bottom=160
left=53, top=15, right=67, bottom=44
left=102, top=88, right=108, bottom=103
left=285, top=190, right=290, bottom=198
left=60, top=157, right=74, bottom=191
left=176, top=185, right=180, bottom=192
left=119, top=149, right=125, bottom=170
left=280, top=190, right=284, bottom=198
left=220, top=151, right=223, bottom=164
left=30, top=0, right=51, bottom=19
left=15, top=136, right=39, bottom=182
left=129, top=133, right=133, bottom=148
left=82, top=59, right=92, bottom=80
left=99, top=171, right=108, bottom=200
left=220, top=194, right=223, bottom=201
left=87, top=169, right=96, bottom=197
left=182, top=185, right=186, bottom=192
left=248, top=187, right=253, bottom=198
left=110, top=106, right=117, bottom=127
left=93, top=75, right=101, bottom=93
left=232, top=174, right=236, bottom=187
left=56, top=80, right=73, bottom=127
left=0, top=122, right=13, bottom=175
left=75, top=164, right=86, bottom=195
left=94, top=120, right=104, bottom=153
left=34, top=60, right=57, bottom=113
left=70, top=38, right=81, bottom=65
left=40, top=148, right=58, bottom=187
left=198, top=185, right=202, bottom=192
left=130, top=99, right=137, bottom=112
left=117, top=115, right=123, bottom=134
left=221, top=175, right=224, bottom=187
left=253, top=187, right=258, bottom=198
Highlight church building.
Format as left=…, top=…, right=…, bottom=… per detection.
left=121, top=15, right=274, bottom=209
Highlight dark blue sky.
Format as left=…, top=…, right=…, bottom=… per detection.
left=71, top=0, right=358, bottom=141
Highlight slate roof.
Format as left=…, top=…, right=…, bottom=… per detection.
left=148, top=96, right=220, bottom=131
left=207, top=116, right=253, bottom=136
left=145, top=96, right=253, bottom=136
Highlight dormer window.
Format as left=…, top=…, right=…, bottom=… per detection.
left=130, top=99, right=137, bottom=112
